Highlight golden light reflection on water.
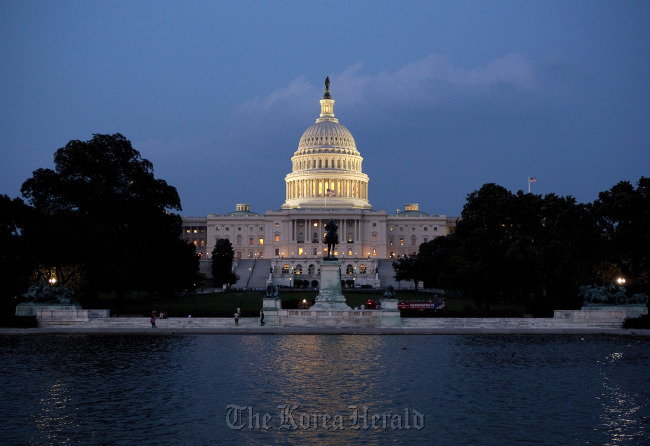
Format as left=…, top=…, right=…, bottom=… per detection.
left=2, top=334, right=647, bottom=445
left=34, top=379, right=75, bottom=444
left=238, top=335, right=393, bottom=413
left=597, top=350, right=644, bottom=445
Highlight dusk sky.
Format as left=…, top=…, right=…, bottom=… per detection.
left=2, top=1, right=649, bottom=218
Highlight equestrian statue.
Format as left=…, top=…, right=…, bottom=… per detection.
left=324, top=219, right=338, bottom=259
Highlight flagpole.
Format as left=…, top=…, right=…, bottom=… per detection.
left=528, top=177, right=530, bottom=194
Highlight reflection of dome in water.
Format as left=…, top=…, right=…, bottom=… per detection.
left=283, top=80, right=370, bottom=210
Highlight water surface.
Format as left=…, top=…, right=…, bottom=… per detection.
left=0, top=334, right=648, bottom=445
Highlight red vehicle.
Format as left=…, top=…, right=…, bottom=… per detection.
left=367, top=298, right=446, bottom=311
left=397, top=298, right=445, bottom=312
left=367, top=299, right=381, bottom=309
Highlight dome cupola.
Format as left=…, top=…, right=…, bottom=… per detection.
left=282, top=78, right=371, bottom=210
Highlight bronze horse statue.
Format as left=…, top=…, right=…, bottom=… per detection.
left=324, top=219, right=338, bottom=259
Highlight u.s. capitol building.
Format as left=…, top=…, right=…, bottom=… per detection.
left=181, top=79, right=456, bottom=289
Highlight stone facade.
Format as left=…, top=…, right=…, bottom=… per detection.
left=181, top=81, right=457, bottom=286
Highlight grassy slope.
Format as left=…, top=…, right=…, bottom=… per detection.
left=96, top=290, right=529, bottom=318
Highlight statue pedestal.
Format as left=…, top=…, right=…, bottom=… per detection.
left=15, top=303, right=82, bottom=317
left=310, top=259, right=351, bottom=311
left=261, top=297, right=282, bottom=326
left=380, top=298, right=399, bottom=310
left=581, top=304, right=648, bottom=319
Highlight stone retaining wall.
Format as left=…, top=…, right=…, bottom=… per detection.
left=32, top=308, right=635, bottom=330
left=37, top=309, right=110, bottom=327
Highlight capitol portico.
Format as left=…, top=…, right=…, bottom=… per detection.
left=182, top=79, right=456, bottom=289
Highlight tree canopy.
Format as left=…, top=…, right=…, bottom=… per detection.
left=0, top=195, right=33, bottom=309
left=211, top=239, right=239, bottom=289
left=18, top=133, right=200, bottom=300
left=397, top=178, right=648, bottom=315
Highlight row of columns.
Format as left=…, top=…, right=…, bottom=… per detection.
left=293, top=157, right=361, bottom=171
left=290, top=218, right=362, bottom=244
left=286, top=178, right=368, bottom=200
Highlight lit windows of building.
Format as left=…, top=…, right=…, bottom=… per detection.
left=179, top=80, right=455, bottom=286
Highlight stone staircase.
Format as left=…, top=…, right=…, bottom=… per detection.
left=35, top=309, right=627, bottom=330
left=38, top=314, right=624, bottom=330
left=83, top=316, right=257, bottom=329
left=249, top=259, right=272, bottom=289
left=402, top=314, right=623, bottom=330
left=233, top=259, right=254, bottom=289
left=377, top=259, right=398, bottom=288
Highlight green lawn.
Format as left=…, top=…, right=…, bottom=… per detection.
left=95, top=289, right=529, bottom=318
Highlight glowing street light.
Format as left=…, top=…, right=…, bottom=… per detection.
left=616, top=277, right=626, bottom=285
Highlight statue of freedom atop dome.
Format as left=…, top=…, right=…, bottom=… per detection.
left=325, top=76, right=330, bottom=90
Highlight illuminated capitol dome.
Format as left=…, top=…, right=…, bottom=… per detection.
left=181, top=77, right=456, bottom=290
left=283, top=77, right=371, bottom=209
